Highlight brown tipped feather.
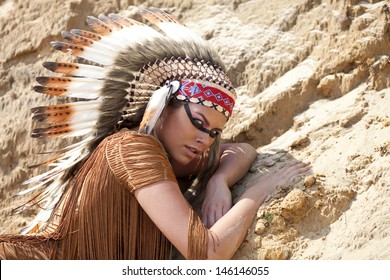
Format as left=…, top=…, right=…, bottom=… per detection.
left=33, top=85, right=67, bottom=96
left=141, top=8, right=183, bottom=25
left=31, top=124, right=71, bottom=138
left=36, top=76, right=72, bottom=87
left=43, top=62, right=79, bottom=75
left=140, top=9, right=167, bottom=25
left=31, top=104, right=73, bottom=114
left=31, top=101, right=100, bottom=124
left=61, top=31, right=94, bottom=46
left=50, top=41, right=84, bottom=55
left=42, top=62, right=105, bottom=78
left=108, top=13, right=141, bottom=27
left=28, top=154, right=65, bottom=169
left=98, top=14, right=123, bottom=30
left=70, top=29, right=102, bottom=41
left=86, top=16, right=112, bottom=35
left=138, top=107, right=156, bottom=134
left=32, top=108, right=74, bottom=123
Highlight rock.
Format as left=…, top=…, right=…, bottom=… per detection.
left=258, top=247, right=290, bottom=260
left=304, top=175, right=316, bottom=187
left=255, top=221, right=267, bottom=235
left=280, top=189, right=308, bottom=223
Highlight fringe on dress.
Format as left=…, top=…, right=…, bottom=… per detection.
left=0, top=130, right=208, bottom=259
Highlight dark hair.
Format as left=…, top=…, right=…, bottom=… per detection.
left=166, top=99, right=222, bottom=208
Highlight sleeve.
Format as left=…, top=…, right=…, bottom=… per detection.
left=105, top=131, right=209, bottom=259
left=105, top=131, right=177, bottom=193
left=187, top=209, right=209, bottom=260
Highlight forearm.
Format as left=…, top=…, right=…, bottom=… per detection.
left=206, top=161, right=311, bottom=259
left=135, top=162, right=310, bottom=260
left=214, top=143, right=257, bottom=187
left=201, top=143, right=257, bottom=227
left=207, top=185, right=267, bottom=259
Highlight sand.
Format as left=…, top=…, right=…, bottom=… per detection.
left=0, top=0, right=389, bottom=259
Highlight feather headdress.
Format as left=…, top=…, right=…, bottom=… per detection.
left=15, top=8, right=236, bottom=234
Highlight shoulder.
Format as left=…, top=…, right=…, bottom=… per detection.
left=105, top=129, right=170, bottom=168
left=102, top=129, right=167, bottom=158
left=103, top=129, right=176, bottom=191
left=104, top=129, right=162, bottom=149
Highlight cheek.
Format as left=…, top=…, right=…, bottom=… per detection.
left=166, top=112, right=195, bottom=139
left=166, top=116, right=187, bottom=137
left=159, top=113, right=188, bottom=148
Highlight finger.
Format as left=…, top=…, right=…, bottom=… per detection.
left=285, top=161, right=310, bottom=173
left=203, top=215, right=210, bottom=228
left=201, top=206, right=208, bottom=226
left=208, top=212, right=216, bottom=228
left=214, top=207, right=224, bottom=225
left=283, top=162, right=310, bottom=176
left=203, top=204, right=216, bottom=228
left=294, top=166, right=313, bottom=178
left=290, top=162, right=311, bottom=176
left=286, top=164, right=312, bottom=181
left=273, top=162, right=311, bottom=186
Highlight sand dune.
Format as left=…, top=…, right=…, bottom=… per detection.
left=0, top=0, right=389, bottom=259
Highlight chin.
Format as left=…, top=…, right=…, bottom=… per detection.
left=177, top=156, right=193, bottom=166
left=173, top=151, right=195, bottom=167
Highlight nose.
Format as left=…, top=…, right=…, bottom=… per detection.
left=196, top=130, right=212, bottom=147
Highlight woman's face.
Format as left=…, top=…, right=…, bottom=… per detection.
left=157, top=102, right=227, bottom=167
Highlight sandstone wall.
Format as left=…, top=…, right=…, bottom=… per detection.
left=1, top=0, right=389, bottom=259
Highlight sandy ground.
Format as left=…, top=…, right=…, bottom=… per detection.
left=0, top=0, right=389, bottom=259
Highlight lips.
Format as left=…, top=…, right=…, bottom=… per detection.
left=185, top=145, right=201, bottom=156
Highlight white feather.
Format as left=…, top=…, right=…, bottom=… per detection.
left=19, top=178, right=67, bottom=234
left=76, top=45, right=115, bottom=65
left=65, top=79, right=105, bottom=99
left=139, top=81, right=180, bottom=134
left=96, top=25, right=163, bottom=50
left=16, top=176, right=55, bottom=196
left=67, top=109, right=100, bottom=123
left=48, top=100, right=102, bottom=110
left=88, top=39, right=118, bottom=54
left=65, top=121, right=97, bottom=137
left=72, top=63, right=106, bottom=79
left=153, top=22, right=205, bottom=44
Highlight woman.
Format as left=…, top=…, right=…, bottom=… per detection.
left=0, top=8, right=310, bottom=260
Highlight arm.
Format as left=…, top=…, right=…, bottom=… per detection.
left=202, top=143, right=257, bottom=227
left=134, top=161, right=311, bottom=259
left=215, top=143, right=257, bottom=187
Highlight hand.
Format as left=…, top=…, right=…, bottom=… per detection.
left=253, top=161, right=312, bottom=199
left=201, top=176, right=232, bottom=228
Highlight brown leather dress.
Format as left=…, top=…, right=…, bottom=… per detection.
left=0, top=130, right=208, bottom=259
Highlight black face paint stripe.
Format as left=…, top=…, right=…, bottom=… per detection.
left=184, top=103, right=221, bottom=138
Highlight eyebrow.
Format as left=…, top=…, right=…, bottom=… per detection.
left=195, top=111, right=210, bottom=126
